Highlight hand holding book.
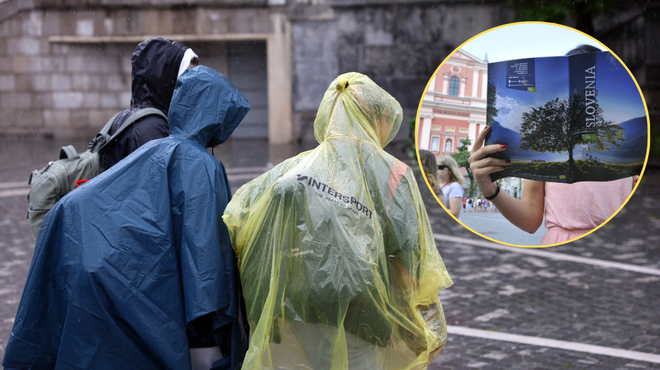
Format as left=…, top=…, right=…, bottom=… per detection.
left=468, top=125, right=508, bottom=198
left=469, top=125, right=546, bottom=235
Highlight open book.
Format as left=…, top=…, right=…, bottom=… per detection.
left=485, top=51, right=648, bottom=183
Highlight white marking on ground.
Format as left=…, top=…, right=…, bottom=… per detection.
left=0, top=188, right=30, bottom=198
left=448, top=326, right=660, bottom=363
left=434, top=234, right=660, bottom=276
left=0, top=181, right=28, bottom=189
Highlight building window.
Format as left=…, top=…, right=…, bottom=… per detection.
left=431, top=125, right=442, bottom=131
left=431, top=137, right=439, bottom=152
left=445, top=126, right=455, bottom=132
left=459, top=127, right=469, bottom=134
left=444, top=139, right=453, bottom=152
left=448, top=76, right=459, bottom=96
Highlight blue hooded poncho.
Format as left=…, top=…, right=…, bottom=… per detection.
left=3, top=66, right=251, bottom=370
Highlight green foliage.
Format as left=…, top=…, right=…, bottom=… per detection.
left=519, top=98, right=571, bottom=154
left=487, top=80, right=498, bottom=125
left=508, top=161, right=572, bottom=177
left=405, top=117, right=417, bottom=163
left=504, top=160, right=642, bottom=183
left=572, top=160, right=641, bottom=182
left=451, top=138, right=477, bottom=197
left=519, top=93, right=624, bottom=168
left=507, top=0, right=617, bottom=35
left=650, top=124, right=660, bottom=160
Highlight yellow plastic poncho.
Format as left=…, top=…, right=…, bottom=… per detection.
left=223, top=73, right=453, bottom=370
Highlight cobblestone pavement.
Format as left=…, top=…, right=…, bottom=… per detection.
left=458, top=210, right=549, bottom=246
left=1, top=136, right=659, bottom=369
left=423, top=170, right=660, bottom=369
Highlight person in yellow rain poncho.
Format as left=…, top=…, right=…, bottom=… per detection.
left=223, top=72, right=453, bottom=370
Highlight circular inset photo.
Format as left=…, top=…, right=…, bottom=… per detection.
left=416, top=22, right=649, bottom=247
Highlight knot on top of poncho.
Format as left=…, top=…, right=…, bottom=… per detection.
left=314, top=72, right=403, bottom=148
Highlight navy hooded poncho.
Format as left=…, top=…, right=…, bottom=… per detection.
left=3, top=66, right=251, bottom=370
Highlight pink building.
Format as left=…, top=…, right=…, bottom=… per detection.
left=417, top=49, right=488, bottom=158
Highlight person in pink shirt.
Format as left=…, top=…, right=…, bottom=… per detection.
left=469, top=126, right=633, bottom=245
left=467, top=45, right=635, bottom=245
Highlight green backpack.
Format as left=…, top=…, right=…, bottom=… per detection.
left=27, top=108, right=167, bottom=241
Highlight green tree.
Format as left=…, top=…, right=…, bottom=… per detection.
left=508, top=0, right=618, bottom=36
left=405, top=117, right=417, bottom=162
left=451, top=138, right=477, bottom=197
left=487, top=80, right=498, bottom=125
left=518, top=93, right=624, bottom=173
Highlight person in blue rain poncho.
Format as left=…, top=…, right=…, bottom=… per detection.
left=223, top=73, right=453, bottom=370
left=3, top=66, right=251, bottom=370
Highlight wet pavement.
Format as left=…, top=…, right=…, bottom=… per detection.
left=1, top=135, right=659, bottom=369
left=458, top=210, right=549, bottom=246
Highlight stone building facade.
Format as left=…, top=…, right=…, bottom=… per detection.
left=417, top=49, right=487, bottom=156
left=0, top=0, right=656, bottom=148
left=0, top=0, right=293, bottom=142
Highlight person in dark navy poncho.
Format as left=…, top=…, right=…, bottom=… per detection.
left=2, top=66, right=251, bottom=370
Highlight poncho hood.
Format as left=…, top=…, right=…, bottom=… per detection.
left=314, top=72, right=403, bottom=148
left=169, top=66, right=251, bottom=147
left=130, top=38, right=187, bottom=115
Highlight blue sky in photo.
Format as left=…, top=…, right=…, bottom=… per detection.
left=593, top=53, right=646, bottom=124
left=467, top=24, right=647, bottom=130
left=489, top=57, right=569, bottom=131
left=461, top=23, right=602, bottom=63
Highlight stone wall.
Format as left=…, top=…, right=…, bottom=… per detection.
left=0, top=12, right=135, bottom=138
left=0, top=3, right=276, bottom=139
left=594, top=3, right=660, bottom=156
left=290, top=2, right=512, bottom=143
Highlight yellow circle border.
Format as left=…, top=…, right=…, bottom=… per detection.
left=414, top=21, right=652, bottom=249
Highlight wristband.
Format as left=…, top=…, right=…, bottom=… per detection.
left=485, top=182, right=500, bottom=201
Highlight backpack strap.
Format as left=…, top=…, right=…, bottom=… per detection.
left=91, top=108, right=168, bottom=153
left=89, top=111, right=122, bottom=153
left=59, top=145, right=80, bottom=160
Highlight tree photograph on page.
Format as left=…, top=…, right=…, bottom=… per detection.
left=485, top=51, right=647, bottom=183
